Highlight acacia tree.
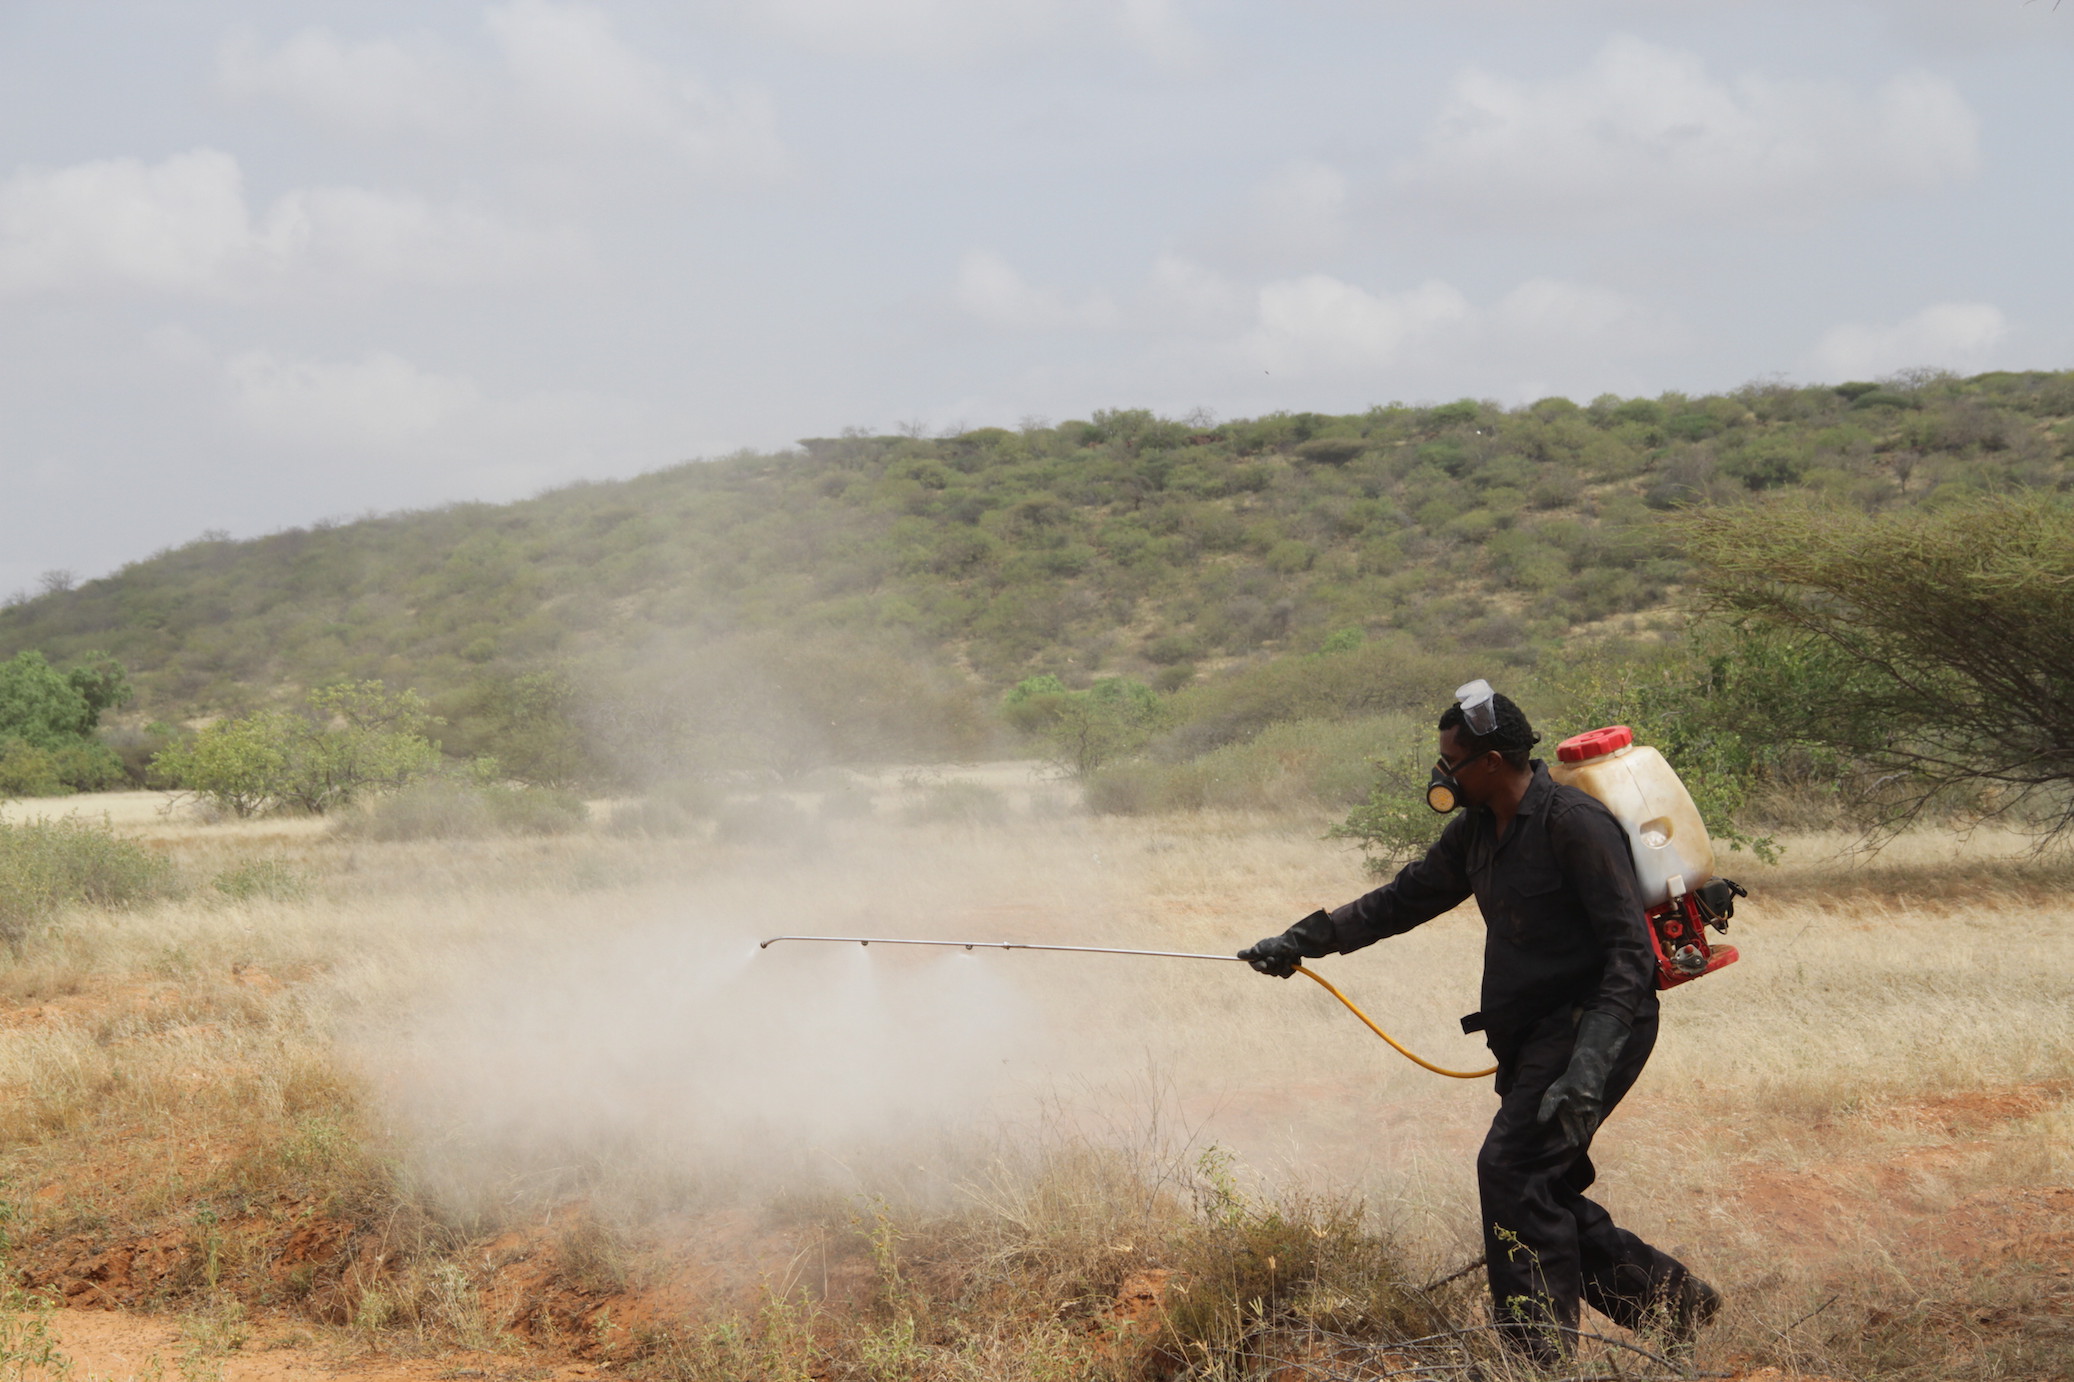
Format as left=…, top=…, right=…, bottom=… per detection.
left=153, top=681, right=441, bottom=816
left=1679, top=493, right=2074, bottom=839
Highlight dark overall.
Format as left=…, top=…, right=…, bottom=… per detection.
left=1322, top=762, right=1696, bottom=1357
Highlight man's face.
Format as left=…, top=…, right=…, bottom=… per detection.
left=1437, top=727, right=1500, bottom=807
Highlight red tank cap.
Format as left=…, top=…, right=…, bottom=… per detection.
left=1557, top=725, right=1634, bottom=763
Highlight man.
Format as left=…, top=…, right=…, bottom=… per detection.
left=1239, top=682, right=1719, bottom=1367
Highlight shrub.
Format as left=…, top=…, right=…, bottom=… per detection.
left=1330, top=741, right=1446, bottom=874
left=0, top=740, right=65, bottom=797
left=1004, top=676, right=1167, bottom=777
left=455, top=668, right=600, bottom=788
left=211, top=857, right=310, bottom=903
left=1295, top=437, right=1367, bottom=466
left=337, top=780, right=589, bottom=841
left=0, top=650, right=131, bottom=753
left=1156, top=1150, right=1427, bottom=1370
left=0, top=650, right=133, bottom=795
left=0, top=817, right=177, bottom=944
left=1265, top=539, right=1315, bottom=573
left=1720, top=440, right=1809, bottom=491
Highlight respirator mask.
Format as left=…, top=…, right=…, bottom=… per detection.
left=1426, top=679, right=1498, bottom=814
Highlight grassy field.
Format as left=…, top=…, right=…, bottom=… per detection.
left=0, top=786, right=2067, bottom=1380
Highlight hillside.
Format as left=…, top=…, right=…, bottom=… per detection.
left=4, top=370, right=2072, bottom=776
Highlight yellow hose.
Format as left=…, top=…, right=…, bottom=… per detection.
left=1293, top=965, right=1498, bottom=1080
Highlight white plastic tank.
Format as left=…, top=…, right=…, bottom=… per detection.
left=1548, top=726, right=1714, bottom=907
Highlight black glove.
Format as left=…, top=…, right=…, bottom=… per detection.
left=1536, top=1010, right=1630, bottom=1149
left=1238, top=909, right=1336, bottom=977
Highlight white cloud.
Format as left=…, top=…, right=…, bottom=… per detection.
left=1144, top=253, right=1246, bottom=329
left=1807, top=302, right=2008, bottom=380
left=1239, top=274, right=1682, bottom=389
left=1249, top=276, right=1473, bottom=373
left=952, top=250, right=1677, bottom=390
left=226, top=349, right=480, bottom=445
left=218, top=27, right=465, bottom=135
left=1489, top=278, right=1668, bottom=346
left=729, top=0, right=1205, bottom=66
left=219, top=346, right=656, bottom=493
left=1397, top=36, right=1979, bottom=227
left=488, top=1, right=786, bottom=170
left=219, top=3, right=787, bottom=177
left=957, top=250, right=1121, bottom=331
left=0, top=149, right=253, bottom=295
left=1234, top=158, right=1352, bottom=260
left=0, top=149, right=572, bottom=297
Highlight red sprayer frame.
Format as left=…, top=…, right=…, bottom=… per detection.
left=1646, top=890, right=1738, bottom=990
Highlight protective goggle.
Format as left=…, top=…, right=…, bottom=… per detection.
left=1455, top=679, right=1498, bottom=736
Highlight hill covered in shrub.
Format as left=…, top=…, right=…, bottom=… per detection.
left=4, top=369, right=2071, bottom=782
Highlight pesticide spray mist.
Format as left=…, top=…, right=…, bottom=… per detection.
left=351, top=807, right=1496, bottom=1235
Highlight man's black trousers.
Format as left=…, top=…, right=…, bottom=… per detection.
left=1478, top=1003, right=1693, bottom=1358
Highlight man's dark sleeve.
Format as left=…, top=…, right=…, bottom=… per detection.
left=1548, top=799, right=1657, bottom=1026
left=1322, top=814, right=1475, bottom=954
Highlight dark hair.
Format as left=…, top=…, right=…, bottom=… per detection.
left=1438, top=692, right=1540, bottom=769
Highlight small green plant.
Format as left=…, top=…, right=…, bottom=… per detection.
left=210, top=857, right=308, bottom=903
left=0, top=1284, right=73, bottom=1381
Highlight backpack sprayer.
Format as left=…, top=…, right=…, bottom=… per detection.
left=759, top=725, right=1743, bottom=1084
left=1549, top=725, right=1744, bottom=989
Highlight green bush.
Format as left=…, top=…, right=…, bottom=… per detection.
left=0, top=649, right=133, bottom=796
left=211, top=857, right=310, bottom=903
left=1329, top=740, right=1446, bottom=874
left=336, top=780, right=589, bottom=841
left=1003, top=675, right=1166, bottom=777
left=0, top=650, right=130, bottom=753
left=0, top=740, right=64, bottom=797
left=0, top=817, right=177, bottom=944
left=0, top=738, right=125, bottom=797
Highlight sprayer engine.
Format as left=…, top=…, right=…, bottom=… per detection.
left=1648, top=877, right=1744, bottom=990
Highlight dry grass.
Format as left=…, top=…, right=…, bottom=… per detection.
left=0, top=796, right=2064, bottom=1379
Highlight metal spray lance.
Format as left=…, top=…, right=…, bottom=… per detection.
left=757, top=934, right=1496, bottom=1079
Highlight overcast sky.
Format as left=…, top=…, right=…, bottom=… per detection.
left=2, top=1, right=2068, bottom=597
